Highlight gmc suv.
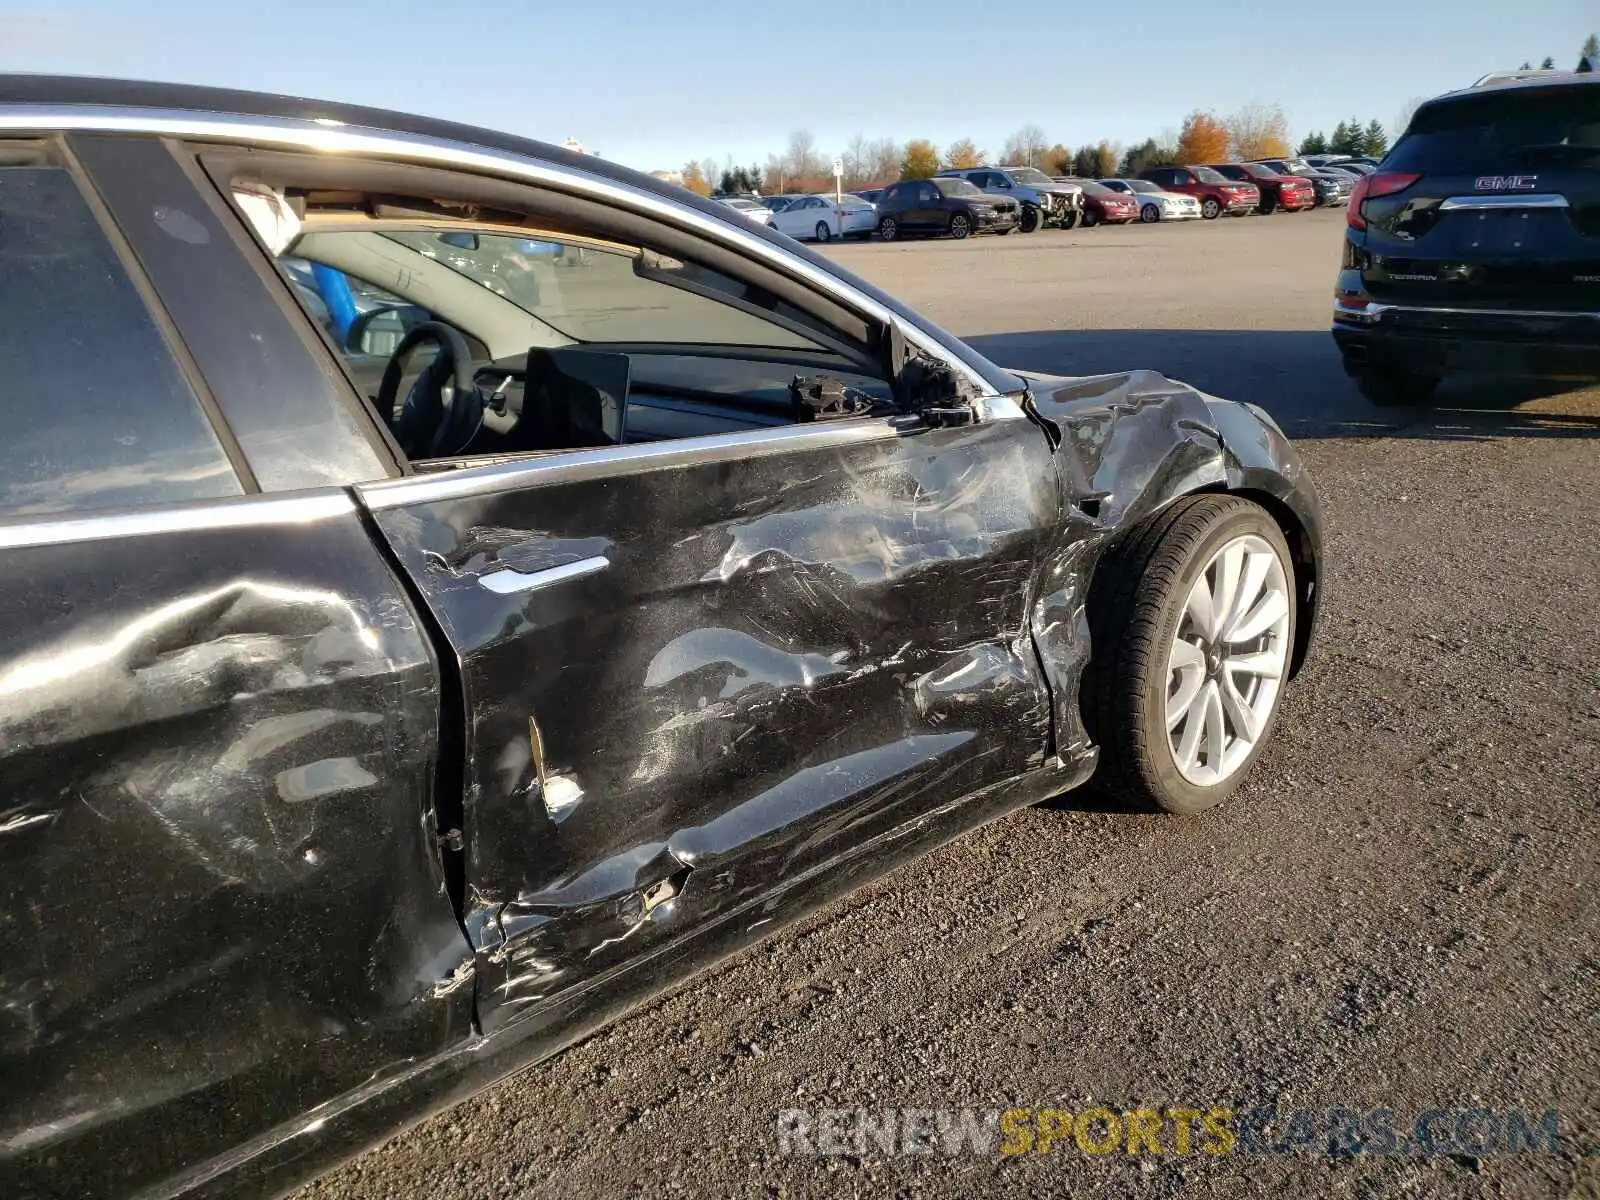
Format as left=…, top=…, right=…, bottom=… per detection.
left=1333, top=69, right=1600, bottom=405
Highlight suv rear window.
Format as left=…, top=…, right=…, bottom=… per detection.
left=1386, top=84, right=1600, bottom=172
left=0, top=151, right=242, bottom=517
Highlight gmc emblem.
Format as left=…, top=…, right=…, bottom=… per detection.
left=1475, top=175, right=1538, bottom=190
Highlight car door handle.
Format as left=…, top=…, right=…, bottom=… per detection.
left=478, top=555, right=610, bottom=594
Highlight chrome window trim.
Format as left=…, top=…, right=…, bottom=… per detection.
left=1438, top=194, right=1570, bottom=211
left=0, top=489, right=355, bottom=551
left=0, top=105, right=1003, bottom=400
left=359, top=419, right=907, bottom=509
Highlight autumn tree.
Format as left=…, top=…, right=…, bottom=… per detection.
left=944, top=138, right=985, bottom=169
left=1226, top=103, right=1290, bottom=161
left=1363, top=119, right=1389, bottom=158
left=899, top=139, right=940, bottom=180
left=783, top=129, right=825, bottom=190
left=679, top=161, right=711, bottom=196
left=1175, top=111, right=1229, bottom=163
left=1044, top=143, right=1073, bottom=175
left=1000, top=123, right=1049, bottom=168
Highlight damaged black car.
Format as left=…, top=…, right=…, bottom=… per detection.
left=0, top=77, right=1323, bottom=1199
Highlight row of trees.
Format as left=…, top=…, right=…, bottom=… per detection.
left=672, top=31, right=1597, bottom=196
left=1297, top=118, right=1391, bottom=159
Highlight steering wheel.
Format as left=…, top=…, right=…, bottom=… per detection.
left=375, top=322, right=482, bottom=458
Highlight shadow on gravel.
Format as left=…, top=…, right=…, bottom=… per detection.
left=965, top=329, right=1600, bottom=441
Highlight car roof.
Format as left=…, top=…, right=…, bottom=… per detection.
left=0, top=73, right=702, bottom=216
left=1426, top=69, right=1600, bottom=107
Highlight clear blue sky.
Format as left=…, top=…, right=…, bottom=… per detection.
left=2, top=0, right=1593, bottom=171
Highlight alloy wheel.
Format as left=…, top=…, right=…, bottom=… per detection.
left=814, top=222, right=832, bottom=242
left=1201, top=197, right=1221, bottom=219
left=950, top=215, right=970, bottom=239
left=1164, top=533, right=1291, bottom=787
left=1140, top=204, right=1159, bottom=223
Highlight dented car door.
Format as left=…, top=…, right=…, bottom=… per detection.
left=358, top=408, right=1060, bottom=1031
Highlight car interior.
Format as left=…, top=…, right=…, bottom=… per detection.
left=223, top=170, right=898, bottom=470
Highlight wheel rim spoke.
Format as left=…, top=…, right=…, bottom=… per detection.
left=1167, top=642, right=1206, bottom=729
left=1184, top=575, right=1218, bottom=640
left=1202, top=680, right=1226, bottom=769
left=1211, top=543, right=1244, bottom=640
left=1229, top=588, right=1289, bottom=644
left=1226, top=651, right=1283, bottom=679
left=1223, top=551, right=1273, bottom=640
left=1219, top=673, right=1261, bottom=744
left=1175, top=680, right=1211, bottom=769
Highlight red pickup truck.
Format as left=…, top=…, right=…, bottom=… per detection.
left=1205, top=162, right=1317, bottom=214
left=1138, top=165, right=1260, bottom=219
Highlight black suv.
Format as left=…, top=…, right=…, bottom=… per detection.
left=1333, top=70, right=1600, bottom=405
left=875, top=177, right=1020, bottom=239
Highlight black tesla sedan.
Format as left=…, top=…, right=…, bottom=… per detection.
left=0, top=76, right=1322, bottom=1199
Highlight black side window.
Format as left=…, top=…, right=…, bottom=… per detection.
left=0, top=150, right=242, bottom=517
left=923, top=184, right=940, bottom=202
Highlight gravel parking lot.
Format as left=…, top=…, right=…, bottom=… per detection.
left=299, top=211, right=1599, bottom=1200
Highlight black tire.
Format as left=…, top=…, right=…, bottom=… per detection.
left=1140, top=203, right=1160, bottom=223
left=1082, top=207, right=1099, bottom=228
left=1081, top=495, right=1296, bottom=815
left=1355, top=366, right=1441, bottom=407
left=949, top=212, right=972, bottom=239
left=814, top=221, right=832, bottom=242
left=1201, top=196, right=1221, bottom=220
left=878, top=216, right=898, bottom=241
left=1019, top=205, right=1041, bottom=233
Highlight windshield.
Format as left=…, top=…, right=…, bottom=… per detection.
left=1237, top=162, right=1277, bottom=179
left=380, top=230, right=822, bottom=349
left=1192, top=167, right=1228, bottom=183
left=1118, top=179, right=1159, bottom=193
left=936, top=178, right=983, bottom=198
left=1076, top=180, right=1120, bottom=198
left=1005, top=168, right=1055, bottom=187
left=1387, top=87, right=1600, bottom=171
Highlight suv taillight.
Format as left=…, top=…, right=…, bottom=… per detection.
left=1347, top=173, right=1420, bottom=230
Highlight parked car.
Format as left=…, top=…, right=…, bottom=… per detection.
left=1052, top=177, right=1140, bottom=225
left=717, top=196, right=775, bottom=225
left=769, top=192, right=876, bottom=241
left=1204, top=163, right=1316, bottom=214
left=1138, top=165, right=1261, bottom=218
left=1098, top=177, right=1203, bottom=222
left=758, top=194, right=795, bottom=210
left=875, top=176, right=1021, bottom=238
left=0, top=75, right=1322, bottom=1200
left=1250, top=158, right=1353, bottom=207
left=853, top=186, right=884, bottom=204
left=936, top=166, right=1082, bottom=231
left=1333, top=69, right=1600, bottom=405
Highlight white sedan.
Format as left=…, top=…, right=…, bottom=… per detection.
left=1098, top=178, right=1203, bottom=222
left=717, top=197, right=774, bottom=226
left=769, top=193, right=876, bottom=242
